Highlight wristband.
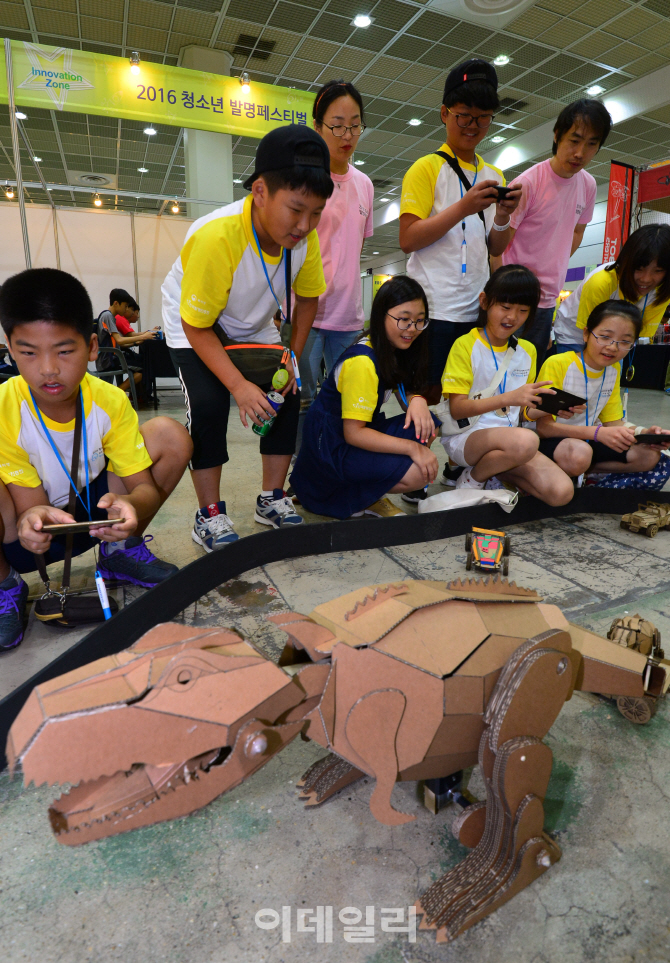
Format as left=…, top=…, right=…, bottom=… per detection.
left=634, top=425, right=645, bottom=436
left=593, top=426, right=600, bottom=443
left=492, top=218, right=511, bottom=232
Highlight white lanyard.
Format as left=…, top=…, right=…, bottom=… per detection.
left=458, top=160, right=479, bottom=276
left=580, top=351, right=606, bottom=427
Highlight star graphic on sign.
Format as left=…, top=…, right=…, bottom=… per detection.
left=17, top=43, right=93, bottom=110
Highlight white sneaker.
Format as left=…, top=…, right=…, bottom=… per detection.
left=454, top=468, right=485, bottom=490
left=255, top=489, right=304, bottom=528
left=192, top=501, right=239, bottom=552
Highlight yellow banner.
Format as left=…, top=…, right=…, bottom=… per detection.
left=373, top=274, right=393, bottom=297
left=4, top=40, right=314, bottom=139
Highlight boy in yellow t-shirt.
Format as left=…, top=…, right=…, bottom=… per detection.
left=0, top=268, right=192, bottom=651
left=399, top=59, right=522, bottom=404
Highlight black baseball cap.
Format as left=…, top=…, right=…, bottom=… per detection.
left=443, top=59, right=498, bottom=99
left=243, top=125, right=330, bottom=190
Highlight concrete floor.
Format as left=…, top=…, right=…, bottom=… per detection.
left=1, top=388, right=670, bottom=963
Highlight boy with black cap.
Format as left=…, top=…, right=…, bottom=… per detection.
left=399, top=60, right=522, bottom=406
left=162, top=124, right=332, bottom=549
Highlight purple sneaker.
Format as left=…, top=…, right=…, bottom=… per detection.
left=0, top=575, right=29, bottom=651
left=98, top=535, right=178, bottom=589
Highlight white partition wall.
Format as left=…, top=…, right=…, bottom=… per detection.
left=0, top=202, right=193, bottom=331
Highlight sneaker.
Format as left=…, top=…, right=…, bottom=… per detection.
left=98, top=535, right=178, bottom=588
left=255, top=490, right=304, bottom=528
left=440, top=466, right=463, bottom=488
left=401, top=488, right=428, bottom=504
left=364, top=498, right=406, bottom=517
left=454, top=468, right=485, bottom=490
left=192, top=501, right=239, bottom=552
left=0, top=575, right=28, bottom=651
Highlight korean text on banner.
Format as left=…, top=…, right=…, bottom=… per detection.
left=602, top=160, right=635, bottom=264
left=4, top=40, right=313, bottom=139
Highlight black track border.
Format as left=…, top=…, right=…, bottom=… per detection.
left=0, top=488, right=661, bottom=771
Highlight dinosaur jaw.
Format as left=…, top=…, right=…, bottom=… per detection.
left=47, top=718, right=304, bottom=845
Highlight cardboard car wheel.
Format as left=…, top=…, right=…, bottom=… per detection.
left=465, top=533, right=472, bottom=551
left=503, top=535, right=510, bottom=556
left=646, top=525, right=659, bottom=538
left=502, top=557, right=509, bottom=576
left=616, top=694, right=657, bottom=724
left=465, top=551, right=473, bottom=571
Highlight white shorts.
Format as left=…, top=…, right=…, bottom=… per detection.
left=441, top=429, right=476, bottom=469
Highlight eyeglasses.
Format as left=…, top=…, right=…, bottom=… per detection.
left=446, top=108, right=495, bottom=129
left=388, top=312, right=429, bottom=331
left=590, top=332, right=635, bottom=351
left=321, top=123, right=366, bottom=137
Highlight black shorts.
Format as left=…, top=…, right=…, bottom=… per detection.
left=539, top=436, right=629, bottom=466
left=169, top=346, right=300, bottom=471
left=3, top=470, right=110, bottom=575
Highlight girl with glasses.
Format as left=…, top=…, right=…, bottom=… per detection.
left=440, top=265, right=574, bottom=506
left=290, top=276, right=439, bottom=519
left=532, top=300, right=667, bottom=477
left=554, top=224, right=670, bottom=353
left=292, top=79, right=374, bottom=449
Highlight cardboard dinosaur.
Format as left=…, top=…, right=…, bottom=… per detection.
left=7, top=578, right=668, bottom=942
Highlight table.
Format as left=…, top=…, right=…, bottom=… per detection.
left=139, top=338, right=178, bottom=407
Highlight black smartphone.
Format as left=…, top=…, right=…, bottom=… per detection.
left=495, top=185, right=513, bottom=201
left=634, top=433, right=670, bottom=446
left=42, top=519, right=126, bottom=535
left=536, top=388, right=586, bottom=416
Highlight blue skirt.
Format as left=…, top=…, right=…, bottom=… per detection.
left=290, top=411, right=438, bottom=519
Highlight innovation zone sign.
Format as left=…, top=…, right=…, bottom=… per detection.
left=2, top=40, right=314, bottom=139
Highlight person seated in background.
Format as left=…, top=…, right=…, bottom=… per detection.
left=96, top=288, right=157, bottom=397
left=501, top=98, right=612, bottom=368
left=290, top=275, right=439, bottom=519
left=531, top=300, right=667, bottom=478
left=0, top=268, right=192, bottom=651
left=554, top=224, right=670, bottom=353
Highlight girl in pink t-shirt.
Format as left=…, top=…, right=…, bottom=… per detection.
left=296, top=80, right=374, bottom=446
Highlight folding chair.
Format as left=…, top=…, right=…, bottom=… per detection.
left=94, top=347, right=140, bottom=410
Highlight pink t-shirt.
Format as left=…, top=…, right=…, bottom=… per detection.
left=314, top=165, right=374, bottom=331
left=502, top=158, right=596, bottom=308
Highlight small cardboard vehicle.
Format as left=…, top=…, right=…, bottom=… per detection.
left=620, top=502, right=670, bottom=538
left=465, top=526, right=510, bottom=576
left=605, top=614, right=668, bottom=723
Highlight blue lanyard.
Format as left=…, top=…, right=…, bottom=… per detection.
left=251, top=219, right=290, bottom=322
left=397, top=383, right=408, bottom=406
left=458, top=159, right=479, bottom=276
left=29, top=387, right=91, bottom=519
left=483, top=329, right=508, bottom=395
left=579, top=351, right=606, bottom=428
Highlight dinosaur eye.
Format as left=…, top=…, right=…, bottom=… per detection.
left=177, top=670, right=192, bottom=685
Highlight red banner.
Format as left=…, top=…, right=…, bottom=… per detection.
left=637, top=162, right=670, bottom=204
left=602, top=161, right=635, bottom=264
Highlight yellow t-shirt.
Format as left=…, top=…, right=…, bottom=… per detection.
left=163, top=194, right=326, bottom=348
left=333, top=338, right=388, bottom=422
left=538, top=351, right=622, bottom=425
left=400, top=143, right=505, bottom=323
left=442, top=327, right=536, bottom=431
left=0, top=373, right=152, bottom=507
left=574, top=265, right=668, bottom=339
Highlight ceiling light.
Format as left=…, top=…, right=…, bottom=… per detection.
left=138, top=167, right=149, bottom=173
left=380, top=197, right=390, bottom=203
left=144, top=126, right=157, bottom=136
left=493, top=55, right=509, bottom=66
left=233, top=178, right=243, bottom=184
left=93, top=194, right=102, bottom=207
left=171, top=202, right=180, bottom=214
left=33, top=156, right=42, bottom=162
left=373, top=251, right=379, bottom=254
left=353, top=14, right=371, bottom=27
left=354, top=159, right=365, bottom=165
left=129, top=51, right=141, bottom=75
left=408, top=118, right=421, bottom=127
left=491, top=135, right=506, bottom=144
left=5, top=186, right=14, bottom=199
left=15, top=111, right=27, bottom=120
left=586, top=85, right=605, bottom=96
left=240, top=71, right=251, bottom=95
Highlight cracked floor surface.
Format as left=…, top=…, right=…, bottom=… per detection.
left=1, top=389, right=670, bottom=962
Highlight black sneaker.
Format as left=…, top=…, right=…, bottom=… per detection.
left=98, top=535, right=178, bottom=588
left=401, top=488, right=428, bottom=504
left=0, top=574, right=29, bottom=651
left=440, top=466, right=464, bottom=488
